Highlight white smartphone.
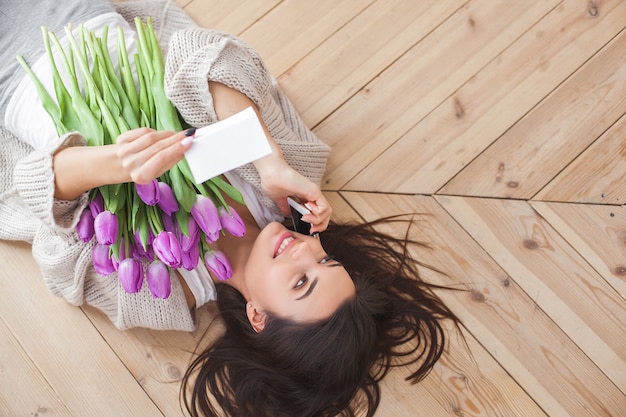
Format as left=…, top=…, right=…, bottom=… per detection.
left=287, top=196, right=312, bottom=235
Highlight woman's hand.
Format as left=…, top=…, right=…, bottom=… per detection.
left=257, top=155, right=332, bottom=234
left=115, top=127, right=193, bottom=184
left=53, top=128, right=192, bottom=200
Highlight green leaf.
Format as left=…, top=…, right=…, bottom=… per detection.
left=41, top=28, right=79, bottom=135
left=169, top=165, right=197, bottom=212
left=174, top=208, right=189, bottom=237
left=15, top=55, right=65, bottom=135
left=210, top=176, right=246, bottom=206
left=106, top=183, right=126, bottom=214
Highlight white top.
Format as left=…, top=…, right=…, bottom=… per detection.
left=5, top=13, right=136, bottom=150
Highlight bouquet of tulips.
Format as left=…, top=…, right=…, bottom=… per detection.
left=17, top=18, right=246, bottom=298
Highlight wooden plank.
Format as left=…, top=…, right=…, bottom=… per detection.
left=0, top=318, right=72, bottom=417
left=280, top=0, right=468, bottom=127
left=344, top=0, right=626, bottom=194
left=531, top=202, right=626, bottom=299
left=435, top=196, right=626, bottom=393
left=534, top=113, right=626, bottom=204
left=376, top=320, right=548, bottom=417
left=0, top=240, right=164, bottom=417
left=238, top=0, right=375, bottom=76
left=341, top=192, right=594, bottom=416
left=80, top=302, right=221, bottom=417
left=327, top=192, right=546, bottom=416
left=182, top=0, right=280, bottom=35
left=317, top=0, right=559, bottom=191
left=441, top=27, right=626, bottom=198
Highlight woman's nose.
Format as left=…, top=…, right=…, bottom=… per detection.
left=291, top=241, right=315, bottom=262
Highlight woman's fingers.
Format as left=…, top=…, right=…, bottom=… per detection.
left=115, top=128, right=192, bottom=183
left=302, top=196, right=332, bottom=233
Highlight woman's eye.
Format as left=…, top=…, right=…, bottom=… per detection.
left=294, top=276, right=308, bottom=289
left=319, top=255, right=334, bottom=264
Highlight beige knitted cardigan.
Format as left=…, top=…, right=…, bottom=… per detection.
left=0, top=0, right=330, bottom=331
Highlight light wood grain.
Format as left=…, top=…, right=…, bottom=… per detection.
left=0, top=318, right=72, bottom=417
left=533, top=113, right=626, bottom=204
left=531, top=202, right=626, bottom=299
left=181, top=0, right=280, bottom=35
left=441, top=24, right=626, bottom=198
left=319, top=0, right=559, bottom=191
left=436, top=196, right=626, bottom=392
left=342, top=192, right=617, bottom=416
left=346, top=0, right=626, bottom=194
left=0, top=241, right=164, bottom=417
left=238, top=0, right=375, bottom=77
left=282, top=0, right=467, bottom=128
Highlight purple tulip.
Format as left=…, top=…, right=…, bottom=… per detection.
left=179, top=216, right=199, bottom=252
left=92, top=244, right=115, bottom=276
left=162, top=213, right=176, bottom=234
left=94, top=211, right=119, bottom=245
left=133, top=230, right=153, bottom=259
left=181, top=243, right=200, bottom=271
left=77, top=208, right=95, bottom=242
left=152, top=231, right=183, bottom=268
left=89, top=192, right=105, bottom=219
left=157, top=182, right=179, bottom=216
left=146, top=260, right=171, bottom=298
left=218, top=206, right=246, bottom=237
left=135, top=179, right=160, bottom=206
left=118, top=258, right=144, bottom=293
left=205, top=250, right=232, bottom=281
left=191, top=195, right=221, bottom=243
left=110, top=240, right=127, bottom=271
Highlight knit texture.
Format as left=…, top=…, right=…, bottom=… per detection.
left=0, top=0, right=330, bottom=331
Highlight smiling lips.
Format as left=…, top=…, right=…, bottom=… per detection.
left=274, top=232, right=297, bottom=257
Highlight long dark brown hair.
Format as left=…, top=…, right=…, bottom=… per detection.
left=181, top=217, right=461, bottom=417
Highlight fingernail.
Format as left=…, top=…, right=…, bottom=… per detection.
left=181, top=137, right=193, bottom=146
left=184, top=127, right=197, bottom=137
left=311, top=232, right=320, bottom=238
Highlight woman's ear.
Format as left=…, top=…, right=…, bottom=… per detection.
left=246, top=302, right=267, bottom=333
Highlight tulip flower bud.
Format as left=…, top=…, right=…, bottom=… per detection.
left=94, top=211, right=119, bottom=245
left=110, top=241, right=127, bottom=271
left=77, top=208, right=95, bottom=242
left=89, top=192, right=105, bottom=219
left=135, top=179, right=160, bottom=206
left=162, top=213, right=176, bottom=234
left=92, top=244, right=115, bottom=276
left=191, top=195, right=221, bottom=243
left=153, top=231, right=183, bottom=268
left=181, top=243, right=200, bottom=271
left=157, top=182, right=179, bottom=216
left=179, top=216, right=199, bottom=252
left=133, top=230, right=153, bottom=260
left=205, top=250, right=232, bottom=281
left=218, top=206, right=246, bottom=237
left=146, top=260, right=171, bottom=298
left=118, top=258, right=144, bottom=293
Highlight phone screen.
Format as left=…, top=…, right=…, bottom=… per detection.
left=288, top=197, right=312, bottom=235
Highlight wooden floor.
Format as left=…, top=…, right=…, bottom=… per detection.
left=1, top=0, right=625, bottom=415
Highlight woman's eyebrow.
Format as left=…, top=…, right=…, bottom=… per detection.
left=296, top=278, right=318, bottom=300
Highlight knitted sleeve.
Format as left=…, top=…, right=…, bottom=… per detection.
left=164, top=28, right=331, bottom=218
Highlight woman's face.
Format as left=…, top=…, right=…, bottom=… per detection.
left=243, top=222, right=355, bottom=326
